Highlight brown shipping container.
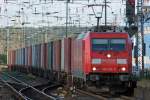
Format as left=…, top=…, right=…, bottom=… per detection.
left=53, top=40, right=61, bottom=72
left=71, top=38, right=75, bottom=75
left=8, top=50, right=15, bottom=66
left=28, top=46, right=32, bottom=66
left=64, top=38, right=71, bottom=74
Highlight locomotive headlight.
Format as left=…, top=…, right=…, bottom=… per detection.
left=117, top=59, right=127, bottom=64
left=92, top=67, right=96, bottom=71
left=107, top=54, right=111, bottom=58
left=92, top=59, right=101, bottom=64
left=121, top=67, right=126, bottom=71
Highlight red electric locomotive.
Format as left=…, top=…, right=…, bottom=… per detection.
left=72, top=31, right=136, bottom=94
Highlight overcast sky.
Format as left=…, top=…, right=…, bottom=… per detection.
left=0, top=0, right=127, bottom=27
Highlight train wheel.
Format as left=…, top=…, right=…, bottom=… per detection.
left=124, top=81, right=136, bottom=96
left=125, top=87, right=134, bottom=96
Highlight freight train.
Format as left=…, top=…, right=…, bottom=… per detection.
left=8, top=31, right=136, bottom=94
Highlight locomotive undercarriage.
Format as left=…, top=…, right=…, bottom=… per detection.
left=86, top=73, right=136, bottom=95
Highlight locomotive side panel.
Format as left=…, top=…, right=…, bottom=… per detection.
left=127, top=36, right=133, bottom=73
left=84, top=33, right=92, bottom=75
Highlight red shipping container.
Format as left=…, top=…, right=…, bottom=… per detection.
left=53, top=40, right=61, bottom=72
left=12, top=50, right=16, bottom=65
left=71, top=38, right=75, bottom=75
left=8, top=50, right=16, bottom=67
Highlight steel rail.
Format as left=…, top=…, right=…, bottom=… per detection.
left=76, top=89, right=108, bottom=100
left=0, top=77, right=27, bottom=100
left=2, top=72, right=57, bottom=100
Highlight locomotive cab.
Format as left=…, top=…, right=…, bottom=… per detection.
left=91, top=38, right=129, bottom=74
left=84, top=32, right=135, bottom=94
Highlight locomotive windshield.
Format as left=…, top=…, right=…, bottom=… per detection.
left=92, top=39, right=108, bottom=51
left=92, top=39, right=126, bottom=51
left=110, top=39, right=126, bottom=51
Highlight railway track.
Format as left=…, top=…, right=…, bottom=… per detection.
left=43, top=83, right=62, bottom=99
left=0, top=71, right=135, bottom=100
left=120, top=95, right=134, bottom=100
left=0, top=77, right=26, bottom=100
left=77, top=89, right=108, bottom=100
left=34, top=83, right=52, bottom=91
left=0, top=72, right=58, bottom=100
left=76, top=89, right=134, bottom=100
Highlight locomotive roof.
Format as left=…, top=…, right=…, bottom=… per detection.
left=77, top=32, right=129, bottom=39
